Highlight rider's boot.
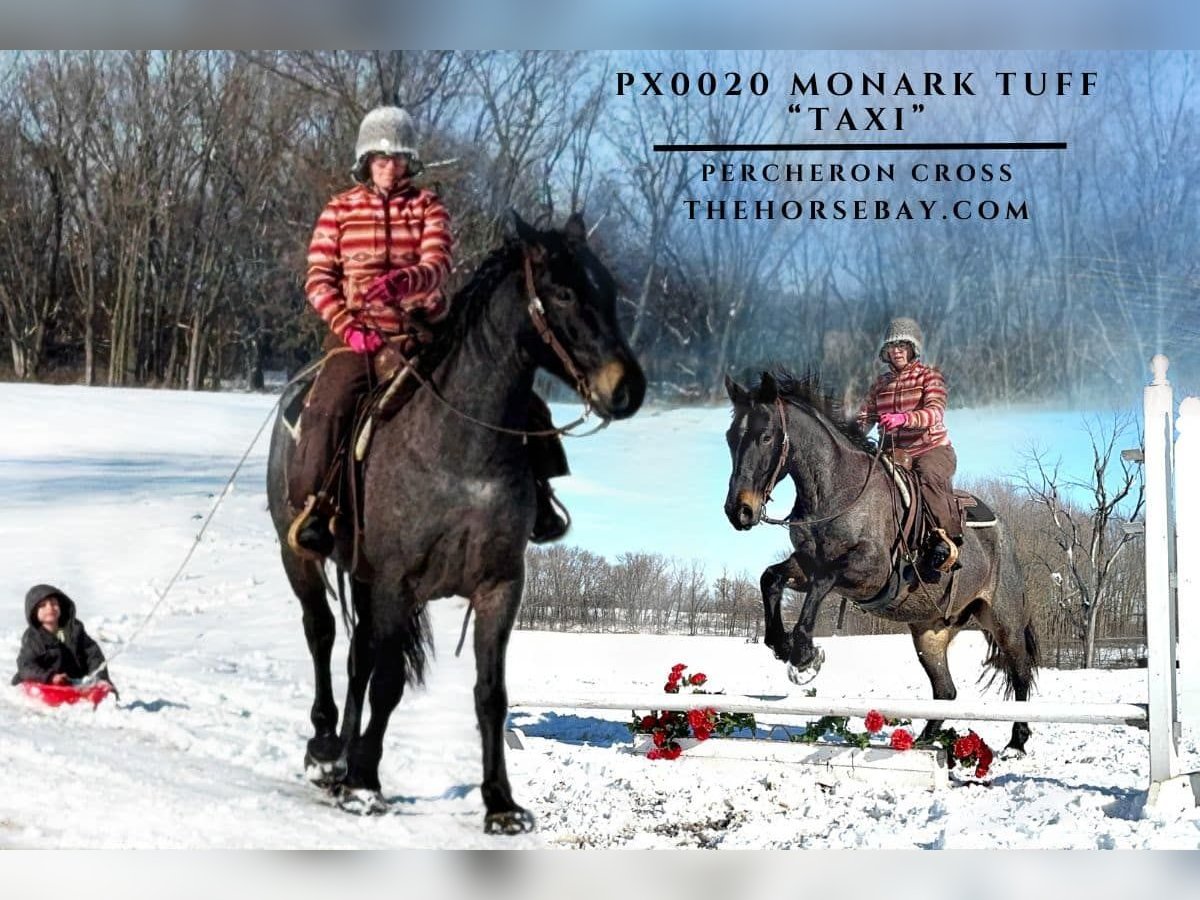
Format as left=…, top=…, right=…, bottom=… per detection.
left=925, top=528, right=963, bottom=575
left=288, top=493, right=337, bottom=560
left=530, top=479, right=570, bottom=544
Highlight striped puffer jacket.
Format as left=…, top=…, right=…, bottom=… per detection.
left=856, top=360, right=952, bottom=456
left=305, top=180, right=453, bottom=340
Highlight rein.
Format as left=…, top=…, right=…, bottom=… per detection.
left=385, top=251, right=609, bottom=441
left=759, top=398, right=885, bottom=528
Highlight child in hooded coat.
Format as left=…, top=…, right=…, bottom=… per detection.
left=12, top=584, right=115, bottom=691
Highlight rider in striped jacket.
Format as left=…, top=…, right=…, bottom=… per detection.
left=288, top=107, right=569, bottom=559
left=857, top=317, right=963, bottom=578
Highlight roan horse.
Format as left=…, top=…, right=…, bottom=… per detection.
left=266, top=213, right=644, bottom=832
left=723, top=371, right=1038, bottom=754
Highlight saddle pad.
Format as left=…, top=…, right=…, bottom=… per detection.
left=880, top=455, right=911, bottom=507
left=281, top=376, right=314, bottom=436
left=958, top=492, right=998, bottom=527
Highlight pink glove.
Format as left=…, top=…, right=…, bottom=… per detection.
left=344, top=325, right=384, bottom=355
left=879, top=412, right=908, bottom=430
left=363, top=270, right=411, bottom=306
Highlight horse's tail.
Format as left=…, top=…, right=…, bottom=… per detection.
left=1022, top=620, right=1041, bottom=672
left=981, top=619, right=1040, bottom=697
left=343, top=575, right=433, bottom=687
left=978, top=522, right=1040, bottom=699
left=398, top=605, right=433, bottom=686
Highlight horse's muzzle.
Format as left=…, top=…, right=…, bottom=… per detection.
left=725, top=489, right=763, bottom=530
left=589, top=360, right=645, bottom=420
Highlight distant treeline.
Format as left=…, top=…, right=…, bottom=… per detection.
left=1, top=51, right=1197, bottom=403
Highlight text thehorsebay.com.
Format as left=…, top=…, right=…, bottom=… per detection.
left=614, top=69, right=1098, bottom=222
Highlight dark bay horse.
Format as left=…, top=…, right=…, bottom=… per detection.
left=266, top=213, right=644, bottom=832
left=723, top=371, right=1038, bottom=754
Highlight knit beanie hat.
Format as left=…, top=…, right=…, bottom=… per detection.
left=352, top=106, right=422, bottom=181
left=878, top=317, right=924, bottom=363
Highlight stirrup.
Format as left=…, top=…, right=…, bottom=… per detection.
left=287, top=494, right=333, bottom=562
left=930, top=527, right=960, bottom=573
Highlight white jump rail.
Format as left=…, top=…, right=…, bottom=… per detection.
left=510, top=693, right=1148, bottom=728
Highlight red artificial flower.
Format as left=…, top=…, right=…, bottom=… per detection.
left=647, top=749, right=662, bottom=760
left=889, top=728, right=914, bottom=751
left=975, top=744, right=994, bottom=779
left=689, top=673, right=708, bottom=686
left=864, top=710, right=885, bottom=734
left=953, top=732, right=981, bottom=759
left=687, top=709, right=708, bottom=731
left=662, top=744, right=683, bottom=760
left=640, top=715, right=657, bottom=730
left=664, top=681, right=679, bottom=693
left=671, top=664, right=687, bottom=674
left=652, top=730, right=666, bottom=748
left=694, top=726, right=712, bottom=742
left=658, top=712, right=674, bottom=726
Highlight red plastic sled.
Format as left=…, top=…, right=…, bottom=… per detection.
left=19, top=680, right=112, bottom=708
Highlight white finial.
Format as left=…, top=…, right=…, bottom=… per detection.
left=1151, top=354, right=1169, bottom=385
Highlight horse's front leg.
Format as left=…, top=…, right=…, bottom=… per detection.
left=339, top=579, right=376, bottom=762
left=786, top=575, right=836, bottom=685
left=338, top=581, right=422, bottom=816
left=760, top=556, right=808, bottom=662
left=280, top=548, right=343, bottom=784
left=473, top=577, right=534, bottom=836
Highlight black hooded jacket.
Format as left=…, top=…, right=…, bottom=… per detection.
left=12, top=584, right=112, bottom=687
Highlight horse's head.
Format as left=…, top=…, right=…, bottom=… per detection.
left=512, top=212, right=645, bottom=421
left=723, top=371, right=788, bottom=530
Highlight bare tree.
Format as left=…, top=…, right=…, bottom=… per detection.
left=1018, top=414, right=1145, bottom=667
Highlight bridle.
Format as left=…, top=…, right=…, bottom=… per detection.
left=391, top=248, right=609, bottom=440
left=523, top=252, right=594, bottom=408
left=755, top=395, right=884, bottom=527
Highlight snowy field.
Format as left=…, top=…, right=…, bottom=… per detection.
left=0, top=382, right=1197, bottom=849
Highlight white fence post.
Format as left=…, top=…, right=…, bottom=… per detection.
left=1144, top=354, right=1179, bottom=788
left=1177, top=396, right=1200, bottom=730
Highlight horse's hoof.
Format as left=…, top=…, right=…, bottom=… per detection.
left=484, top=808, right=536, bottom=835
left=335, top=786, right=388, bottom=816
left=304, top=752, right=347, bottom=788
left=1000, top=746, right=1027, bottom=761
left=786, top=648, right=825, bottom=685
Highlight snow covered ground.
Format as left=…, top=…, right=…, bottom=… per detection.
left=0, top=382, right=1196, bottom=849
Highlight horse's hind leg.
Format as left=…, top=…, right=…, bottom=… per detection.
left=473, top=578, right=534, bottom=835
left=975, top=602, right=1038, bottom=756
left=280, top=548, right=342, bottom=783
left=910, top=623, right=960, bottom=743
left=760, top=556, right=807, bottom=662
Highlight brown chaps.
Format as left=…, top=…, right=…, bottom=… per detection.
left=286, top=349, right=568, bottom=511
left=912, top=445, right=961, bottom=540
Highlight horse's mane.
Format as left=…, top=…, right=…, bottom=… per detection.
left=424, top=226, right=609, bottom=368
left=425, top=239, right=522, bottom=364
left=754, top=368, right=877, bottom=454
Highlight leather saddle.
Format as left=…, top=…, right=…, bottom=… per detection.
left=880, top=452, right=997, bottom=529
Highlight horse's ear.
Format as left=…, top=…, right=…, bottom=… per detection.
left=510, top=209, right=538, bottom=244
left=564, top=210, right=587, bottom=245
left=510, top=209, right=546, bottom=263
left=725, top=374, right=750, bottom=407
left=759, top=371, right=778, bottom=403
